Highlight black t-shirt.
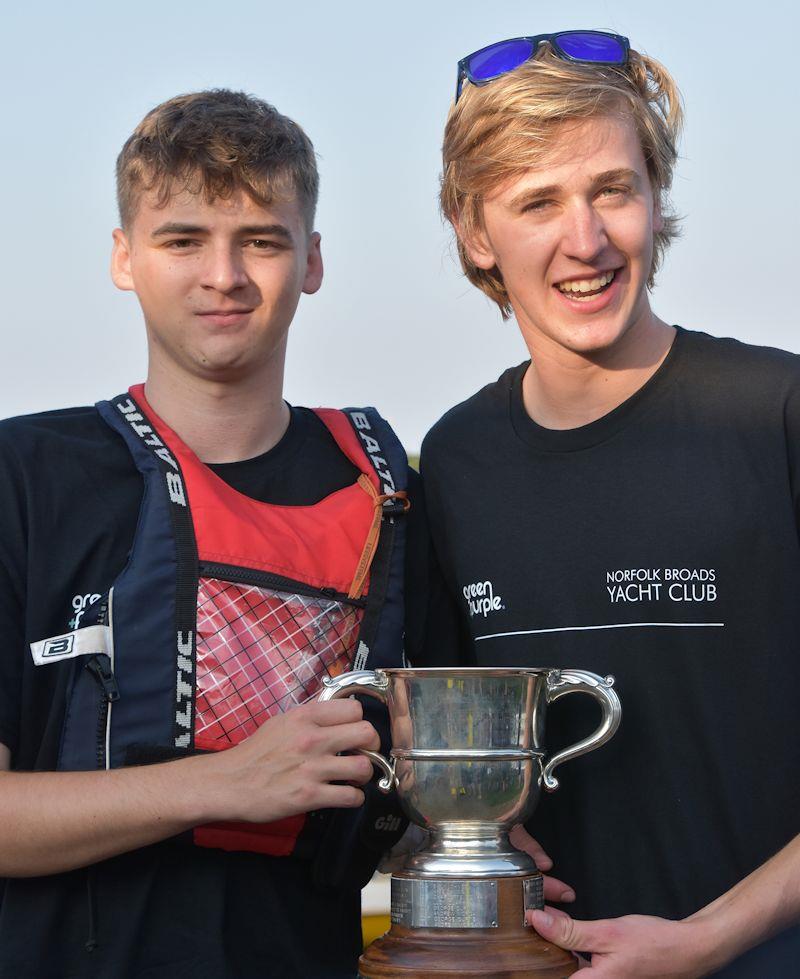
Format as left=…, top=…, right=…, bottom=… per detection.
left=0, top=402, right=434, bottom=979
left=420, top=327, right=800, bottom=976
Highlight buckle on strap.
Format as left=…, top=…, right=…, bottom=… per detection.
left=348, top=478, right=409, bottom=599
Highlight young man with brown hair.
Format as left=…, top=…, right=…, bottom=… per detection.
left=0, top=90, right=418, bottom=977
left=421, top=32, right=800, bottom=976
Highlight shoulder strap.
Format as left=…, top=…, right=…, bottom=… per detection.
left=96, top=391, right=199, bottom=751
left=342, top=408, right=409, bottom=498
left=341, top=408, right=409, bottom=671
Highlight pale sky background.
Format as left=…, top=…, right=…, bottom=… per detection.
left=2, top=0, right=797, bottom=452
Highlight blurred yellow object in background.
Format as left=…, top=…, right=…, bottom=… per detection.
left=362, top=913, right=391, bottom=947
left=361, top=872, right=391, bottom=947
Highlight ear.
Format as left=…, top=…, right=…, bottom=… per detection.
left=111, top=228, right=135, bottom=291
left=454, top=215, right=498, bottom=271
left=302, top=231, right=323, bottom=295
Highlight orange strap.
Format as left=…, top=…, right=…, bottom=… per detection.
left=348, top=475, right=410, bottom=599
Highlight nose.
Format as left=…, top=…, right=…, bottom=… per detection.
left=560, top=201, right=608, bottom=264
left=200, top=244, right=250, bottom=294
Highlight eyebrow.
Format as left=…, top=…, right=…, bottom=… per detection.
left=592, top=168, right=639, bottom=188
left=150, top=222, right=295, bottom=241
left=507, top=168, right=640, bottom=210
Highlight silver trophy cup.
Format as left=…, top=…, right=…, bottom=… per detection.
left=319, top=667, right=621, bottom=939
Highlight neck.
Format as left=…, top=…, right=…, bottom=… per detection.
left=520, top=313, right=675, bottom=431
left=143, top=355, right=290, bottom=464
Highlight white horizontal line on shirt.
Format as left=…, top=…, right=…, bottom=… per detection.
left=474, top=621, right=726, bottom=642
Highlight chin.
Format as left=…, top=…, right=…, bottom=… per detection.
left=191, top=341, right=256, bottom=372
left=197, top=361, right=252, bottom=382
left=559, top=319, right=631, bottom=356
left=182, top=350, right=248, bottom=380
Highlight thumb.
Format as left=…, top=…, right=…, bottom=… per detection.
left=529, top=908, right=609, bottom=952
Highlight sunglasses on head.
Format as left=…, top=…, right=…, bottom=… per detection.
left=455, top=30, right=630, bottom=103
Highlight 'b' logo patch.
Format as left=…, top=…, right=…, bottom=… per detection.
left=42, top=635, right=75, bottom=658
left=30, top=623, right=112, bottom=666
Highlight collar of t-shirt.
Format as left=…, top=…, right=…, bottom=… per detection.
left=206, top=405, right=359, bottom=506
left=509, top=325, right=688, bottom=453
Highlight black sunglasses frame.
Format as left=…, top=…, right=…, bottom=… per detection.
left=455, top=30, right=631, bottom=103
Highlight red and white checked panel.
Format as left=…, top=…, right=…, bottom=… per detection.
left=194, top=577, right=362, bottom=747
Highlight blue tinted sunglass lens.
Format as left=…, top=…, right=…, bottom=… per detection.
left=556, top=32, right=626, bottom=63
left=468, top=38, right=535, bottom=81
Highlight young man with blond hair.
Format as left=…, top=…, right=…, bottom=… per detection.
left=421, top=31, right=800, bottom=976
left=0, top=90, right=418, bottom=977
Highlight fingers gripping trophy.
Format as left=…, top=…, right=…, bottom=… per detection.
left=319, top=667, right=621, bottom=978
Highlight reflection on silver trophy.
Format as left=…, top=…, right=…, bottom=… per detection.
left=320, top=667, right=620, bottom=976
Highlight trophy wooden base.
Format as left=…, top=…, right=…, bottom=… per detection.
left=358, top=876, right=577, bottom=978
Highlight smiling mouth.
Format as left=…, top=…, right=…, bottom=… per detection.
left=555, top=270, right=617, bottom=301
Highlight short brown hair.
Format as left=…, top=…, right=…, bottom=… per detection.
left=441, top=47, right=683, bottom=317
left=116, top=89, right=319, bottom=230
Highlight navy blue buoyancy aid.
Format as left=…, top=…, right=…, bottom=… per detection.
left=30, top=387, right=409, bottom=875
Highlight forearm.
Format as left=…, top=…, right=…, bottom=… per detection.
left=0, top=754, right=223, bottom=876
left=687, top=833, right=800, bottom=972
left=0, top=697, right=378, bottom=878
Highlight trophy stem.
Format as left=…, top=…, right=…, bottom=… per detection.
left=404, top=823, right=538, bottom=878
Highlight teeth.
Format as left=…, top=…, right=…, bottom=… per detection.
left=557, top=270, right=615, bottom=294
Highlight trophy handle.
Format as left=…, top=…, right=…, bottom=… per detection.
left=541, top=670, right=621, bottom=792
left=318, top=670, right=396, bottom=793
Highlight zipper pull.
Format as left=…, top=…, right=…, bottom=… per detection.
left=85, top=654, right=120, bottom=702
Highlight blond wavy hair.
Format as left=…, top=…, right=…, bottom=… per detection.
left=441, top=46, right=683, bottom=317
left=117, top=90, right=319, bottom=231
